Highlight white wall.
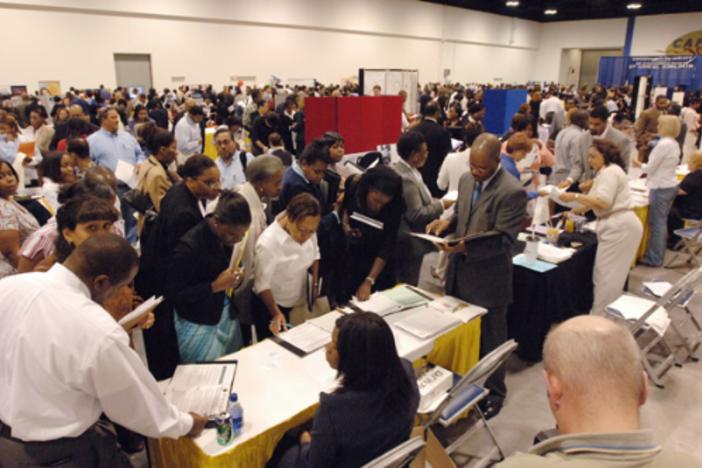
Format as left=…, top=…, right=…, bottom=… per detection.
left=631, top=12, right=702, bottom=55
left=0, top=0, right=540, bottom=91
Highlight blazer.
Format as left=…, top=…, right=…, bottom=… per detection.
left=166, top=219, right=231, bottom=325
left=138, top=155, right=173, bottom=211
left=393, top=160, right=444, bottom=259
left=279, top=166, right=327, bottom=214
left=446, top=168, right=527, bottom=308
left=414, top=118, right=452, bottom=197
left=294, top=359, right=419, bottom=468
left=570, top=126, right=632, bottom=183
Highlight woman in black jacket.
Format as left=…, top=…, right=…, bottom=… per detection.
left=167, top=190, right=251, bottom=362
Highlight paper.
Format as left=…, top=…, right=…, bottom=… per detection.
left=350, top=292, right=403, bottom=316
left=393, top=305, right=462, bottom=339
left=428, top=296, right=486, bottom=324
left=537, top=243, right=575, bottom=264
left=350, top=212, right=384, bottom=230
left=628, top=178, right=648, bottom=194
left=606, top=294, right=671, bottom=336
left=118, top=296, right=163, bottom=327
left=307, top=310, right=344, bottom=333
left=547, top=185, right=585, bottom=209
left=277, top=322, right=330, bottom=354
left=451, top=138, right=463, bottom=150
left=410, top=232, right=457, bottom=245
left=643, top=281, right=673, bottom=298
left=115, top=160, right=138, bottom=189
left=531, top=195, right=550, bottom=227
left=381, top=285, right=429, bottom=308
left=513, top=253, right=558, bottom=272
left=163, top=362, right=237, bottom=417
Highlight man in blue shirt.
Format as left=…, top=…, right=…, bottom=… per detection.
left=88, top=107, right=145, bottom=244
left=213, top=128, right=253, bottom=190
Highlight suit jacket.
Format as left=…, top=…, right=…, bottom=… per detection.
left=166, top=219, right=231, bottom=325
left=393, top=160, right=444, bottom=259
left=446, top=168, right=527, bottom=308
left=414, top=118, right=452, bottom=197
left=294, top=360, right=419, bottom=468
left=570, top=126, right=632, bottom=183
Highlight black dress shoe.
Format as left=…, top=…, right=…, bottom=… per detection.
left=478, top=398, right=503, bottom=421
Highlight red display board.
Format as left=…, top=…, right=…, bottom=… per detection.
left=304, top=96, right=403, bottom=154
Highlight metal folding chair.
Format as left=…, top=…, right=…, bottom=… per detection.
left=666, top=220, right=702, bottom=269
left=607, top=266, right=702, bottom=388
left=422, top=340, right=518, bottom=467
left=361, top=436, right=425, bottom=468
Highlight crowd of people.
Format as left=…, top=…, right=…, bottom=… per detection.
left=0, top=79, right=700, bottom=467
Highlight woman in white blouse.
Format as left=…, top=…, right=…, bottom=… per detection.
left=559, top=140, right=643, bottom=315
left=254, top=192, right=320, bottom=338
left=632, top=115, right=681, bottom=267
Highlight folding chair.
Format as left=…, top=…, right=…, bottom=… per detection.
left=641, top=273, right=702, bottom=362
left=361, top=436, right=425, bottom=468
left=422, top=340, right=518, bottom=467
left=666, top=220, right=702, bottom=269
left=607, top=266, right=702, bottom=388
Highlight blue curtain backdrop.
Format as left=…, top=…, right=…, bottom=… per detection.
left=598, top=56, right=702, bottom=91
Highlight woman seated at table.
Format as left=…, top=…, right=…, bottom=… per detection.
left=335, top=166, right=404, bottom=303
left=559, top=140, right=642, bottom=315
left=274, top=312, right=419, bottom=468
left=254, top=193, right=320, bottom=338
left=39, top=150, right=78, bottom=212
left=668, top=150, right=702, bottom=247
left=167, top=190, right=250, bottom=363
left=0, top=160, right=40, bottom=278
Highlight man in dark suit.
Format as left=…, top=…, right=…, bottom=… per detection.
left=427, top=133, right=527, bottom=418
left=415, top=102, right=452, bottom=197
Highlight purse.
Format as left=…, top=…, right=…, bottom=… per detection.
left=122, top=164, right=155, bottom=214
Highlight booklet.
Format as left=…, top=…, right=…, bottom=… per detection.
left=118, top=296, right=164, bottom=328
left=163, top=361, right=238, bottom=418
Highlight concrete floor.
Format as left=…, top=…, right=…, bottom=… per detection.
left=132, top=251, right=702, bottom=467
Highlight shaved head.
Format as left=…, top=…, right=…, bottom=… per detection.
left=544, top=315, right=644, bottom=405
left=68, top=104, right=84, bottom=118
left=469, top=133, right=501, bottom=182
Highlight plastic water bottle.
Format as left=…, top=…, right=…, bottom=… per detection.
left=228, top=392, right=244, bottom=437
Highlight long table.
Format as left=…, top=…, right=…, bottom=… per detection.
left=148, top=293, right=483, bottom=468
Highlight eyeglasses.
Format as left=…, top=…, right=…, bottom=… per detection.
left=198, top=178, right=221, bottom=189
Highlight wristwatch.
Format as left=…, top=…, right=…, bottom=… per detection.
left=365, top=276, right=375, bottom=286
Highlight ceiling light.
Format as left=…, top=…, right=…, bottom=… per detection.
left=544, top=9, right=558, bottom=15
left=627, top=2, right=642, bottom=9
left=506, top=1, right=520, bottom=6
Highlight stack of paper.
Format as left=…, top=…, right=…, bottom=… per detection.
left=606, top=294, right=671, bottom=336
left=642, top=281, right=673, bottom=298
left=350, top=292, right=403, bottom=316
left=393, top=305, right=462, bottom=340
left=513, top=254, right=558, bottom=273
left=428, top=296, right=487, bottom=323
left=277, top=322, right=331, bottom=354
left=381, top=285, right=429, bottom=309
left=546, top=185, right=585, bottom=210
left=537, top=243, right=575, bottom=264
left=306, top=310, right=344, bottom=333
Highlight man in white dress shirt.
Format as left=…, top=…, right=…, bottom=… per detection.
left=174, top=105, right=204, bottom=160
left=0, top=234, right=206, bottom=466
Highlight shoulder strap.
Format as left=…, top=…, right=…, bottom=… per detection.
left=239, top=152, right=249, bottom=172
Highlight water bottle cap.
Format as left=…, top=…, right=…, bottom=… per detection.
left=229, top=392, right=238, bottom=402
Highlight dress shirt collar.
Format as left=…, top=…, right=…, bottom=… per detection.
left=291, top=160, right=310, bottom=184
left=424, top=117, right=438, bottom=123
left=45, top=263, right=91, bottom=300
left=481, top=163, right=502, bottom=189
left=217, top=151, right=237, bottom=167
left=529, top=429, right=661, bottom=458
left=98, top=127, right=118, bottom=138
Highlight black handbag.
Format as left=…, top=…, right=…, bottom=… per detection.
left=122, top=165, right=155, bottom=214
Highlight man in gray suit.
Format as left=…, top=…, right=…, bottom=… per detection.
left=393, top=131, right=453, bottom=285
left=428, top=133, right=527, bottom=418
left=560, top=105, right=632, bottom=191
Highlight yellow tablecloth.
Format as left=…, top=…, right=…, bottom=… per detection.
left=148, top=318, right=481, bottom=468
left=634, top=205, right=650, bottom=261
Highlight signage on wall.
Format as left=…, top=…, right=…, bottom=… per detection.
left=627, top=56, right=696, bottom=71
left=666, top=30, right=702, bottom=55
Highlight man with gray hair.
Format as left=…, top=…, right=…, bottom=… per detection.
left=497, top=315, right=700, bottom=467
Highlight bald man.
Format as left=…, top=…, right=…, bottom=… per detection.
left=0, top=234, right=207, bottom=466
left=428, top=133, right=527, bottom=418
left=497, top=316, right=700, bottom=467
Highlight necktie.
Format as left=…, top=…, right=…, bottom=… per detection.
left=471, top=182, right=483, bottom=209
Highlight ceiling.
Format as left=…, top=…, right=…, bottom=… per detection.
left=422, top=0, right=702, bottom=22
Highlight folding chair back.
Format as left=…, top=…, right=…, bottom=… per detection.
left=666, top=221, right=702, bottom=269
left=421, top=340, right=518, bottom=466
left=361, top=436, right=425, bottom=468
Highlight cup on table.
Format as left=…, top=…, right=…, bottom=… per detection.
left=546, top=227, right=560, bottom=244
left=524, top=236, right=539, bottom=262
